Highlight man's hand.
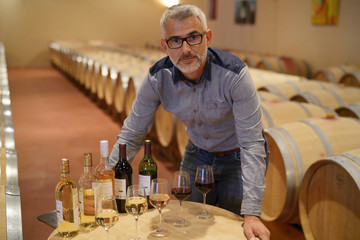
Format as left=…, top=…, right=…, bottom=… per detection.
left=243, top=215, right=270, bottom=240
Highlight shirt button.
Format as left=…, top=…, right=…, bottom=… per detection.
left=194, top=109, right=197, bottom=113
left=193, top=88, right=196, bottom=92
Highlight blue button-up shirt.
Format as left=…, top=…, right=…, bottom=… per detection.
left=109, top=47, right=267, bottom=216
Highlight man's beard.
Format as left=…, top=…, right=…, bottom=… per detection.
left=170, top=47, right=207, bottom=73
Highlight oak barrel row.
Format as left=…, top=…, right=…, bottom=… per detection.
left=50, top=41, right=360, bottom=240
left=0, top=42, right=23, bottom=240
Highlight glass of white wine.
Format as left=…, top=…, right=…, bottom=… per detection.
left=149, top=178, right=171, bottom=238
left=95, top=195, right=119, bottom=240
left=125, top=185, right=148, bottom=240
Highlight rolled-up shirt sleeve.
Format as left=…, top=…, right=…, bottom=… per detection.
left=108, top=73, right=160, bottom=168
left=231, top=67, right=267, bottom=216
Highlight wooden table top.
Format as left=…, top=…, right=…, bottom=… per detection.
left=48, top=201, right=250, bottom=240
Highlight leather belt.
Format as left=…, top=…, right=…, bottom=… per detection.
left=211, top=147, right=240, bottom=156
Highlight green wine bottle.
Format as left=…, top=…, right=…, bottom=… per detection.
left=138, top=140, right=157, bottom=209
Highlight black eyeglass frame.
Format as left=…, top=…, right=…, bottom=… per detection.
left=165, top=31, right=207, bottom=49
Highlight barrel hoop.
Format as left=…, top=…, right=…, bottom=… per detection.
left=300, top=120, right=334, bottom=156
left=338, top=153, right=360, bottom=166
left=324, top=70, right=337, bottom=84
left=303, top=92, right=322, bottom=106
left=286, top=81, right=301, bottom=94
left=266, top=85, right=288, bottom=100
left=351, top=72, right=360, bottom=82
left=297, top=102, right=312, bottom=117
left=347, top=105, right=360, bottom=117
left=323, top=155, right=360, bottom=189
left=257, top=73, right=268, bottom=86
left=324, top=88, right=344, bottom=106
left=265, top=127, right=297, bottom=220
left=261, top=106, right=274, bottom=127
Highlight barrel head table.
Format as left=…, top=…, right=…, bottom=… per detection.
left=48, top=201, right=253, bottom=240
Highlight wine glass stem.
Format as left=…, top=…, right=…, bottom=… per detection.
left=106, top=229, right=110, bottom=240
left=179, top=200, right=183, bottom=220
left=135, top=216, right=139, bottom=239
left=202, top=193, right=207, bottom=214
left=159, top=210, right=163, bottom=230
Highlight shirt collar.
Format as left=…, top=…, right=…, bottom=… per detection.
left=172, top=48, right=213, bottom=84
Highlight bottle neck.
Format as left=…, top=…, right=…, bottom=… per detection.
left=144, top=141, right=151, bottom=156
left=61, top=172, right=70, bottom=179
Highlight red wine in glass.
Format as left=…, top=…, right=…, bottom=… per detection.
left=171, top=187, right=192, bottom=201
left=195, top=182, right=214, bottom=194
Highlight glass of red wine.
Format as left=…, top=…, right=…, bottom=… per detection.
left=195, top=165, right=214, bottom=219
left=171, top=170, right=192, bottom=227
left=149, top=178, right=171, bottom=238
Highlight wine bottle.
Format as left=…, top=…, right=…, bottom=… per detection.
left=95, top=140, right=115, bottom=196
left=55, top=158, right=80, bottom=237
left=114, top=143, right=133, bottom=213
left=138, top=140, right=157, bottom=209
left=78, top=153, right=100, bottom=228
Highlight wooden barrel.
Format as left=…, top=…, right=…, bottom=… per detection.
left=262, top=117, right=360, bottom=223
left=249, top=68, right=302, bottom=91
left=291, top=87, right=360, bottom=110
left=154, top=105, right=176, bottom=148
left=175, top=118, right=188, bottom=158
left=257, top=56, right=286, bottom=73
left=340, top=71, right=360, bottom=88
left=258, top=90, right=285, bottom=102
left=299, top=148, right=360, bottom=240
left=278, top=57, right=312, bottom=78
left=113, top=72, right=129, bottom=115
left=104, top=68, right=119, bottom=107
left=96, top=65, right=108, bottom=101
left=84, top=59, right=94, bottom=91
left=261, top=101, right=333, bottom=128
left=259, top=79, right=338, bottom=100
left=90, top=61, right=100, bottom=96
left=335, top=103, right=360, bottom=119
left=313, top=65, right=359, bottom=84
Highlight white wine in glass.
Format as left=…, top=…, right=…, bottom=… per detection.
left=195, top=165, right=214, bottom=219
left=95, top=195, right=119, bottom=240
left=149, top=178, right=170, bottom=238
left=171, top=170, right=192, bottom=227
left=125, top=185, right=148, bottom=240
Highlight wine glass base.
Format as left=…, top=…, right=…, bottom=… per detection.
left=197, top=212, right=213, bottom=219
left=150, top=229, right=170, bottom=238
left=173, top=219, right=191, bottom=227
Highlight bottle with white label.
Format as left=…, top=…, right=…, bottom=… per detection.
left=55, top=158, right=80, bottom=237
left=78, top=152, right=100, bottom=228
left=139, top=140, right=157, bottom=209
left=114, top=143, right=132, bottom=213
left=95, top=140, right=115, bottom=197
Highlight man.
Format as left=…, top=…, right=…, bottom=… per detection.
left=109, top=4, right=270, bottom=240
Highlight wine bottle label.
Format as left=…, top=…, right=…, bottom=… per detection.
left=99, top=181, right=113, bottom=196
left=114, top=179, right=126, bottom=200
left=56, top=200, right=63, bottom=223
left=72, top=188, right=80, bottom=227
left=139, top=175, right=151, bottom=196
left=79, top=190, right=84, bottom=214
left=92, top=182, right=101, bottom=213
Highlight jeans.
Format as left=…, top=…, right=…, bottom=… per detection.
left=180, top=141, right=243, bottom=215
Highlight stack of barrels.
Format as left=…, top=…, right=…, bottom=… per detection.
left=250, top=67, right=360, bottom=239
left=227, top=49, right=312, bottom=78
left=50, top=41, right=360, bottom=239
left=0, top=42, right=23, bottom=239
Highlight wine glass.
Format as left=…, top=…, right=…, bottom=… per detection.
left=125, top=185, right=148, bottom=240
left=149, top=178, right=171, bottom=238
left=195, top=165, right=214, bottom=219
left=95, top=195, right=119, bottom=240
left=171, top=170, right=192, bottom=227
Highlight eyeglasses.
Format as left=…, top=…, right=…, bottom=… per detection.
left=165, top=32, right=206, bottom=49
